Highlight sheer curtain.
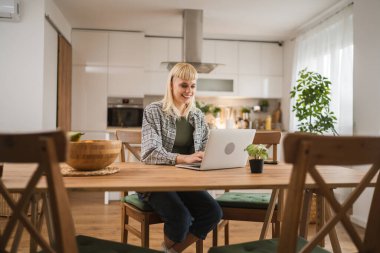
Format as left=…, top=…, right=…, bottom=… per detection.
left=290, top=5, right=353, bottom=135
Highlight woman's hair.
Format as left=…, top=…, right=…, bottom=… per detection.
left=162, top=62, right=198, bottom=118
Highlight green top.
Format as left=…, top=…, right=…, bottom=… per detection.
left=172, top=117, right=195, bottom=155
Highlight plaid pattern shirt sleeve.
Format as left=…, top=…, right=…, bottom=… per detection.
left=141, top=101, right=209, bottom=165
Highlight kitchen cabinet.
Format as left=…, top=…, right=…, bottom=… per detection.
left=108, top=67, right=145, bottom=97
left=202, top=40, right=238, bottom=75
left=143, top=71, right=168, bottom=95
left=108, top=32, right=145, bottom=67
left=197, top=73, right=238, bottom=97
left=214, top=40, right=238, bottom=74
left=168, top=38, right=183, bottom=62
left=202, top=40, right=216, bottom=63
left=144, top=37, right=169, bottom=72
left=71, top=66, right=107, bottom=131
left=261, top=43, right=283, bottom=76
left=238, top=42, right=261, bottom=75
left=238, top=75, right=282, bottom=98
left=72, top=30, right=108, bottom=66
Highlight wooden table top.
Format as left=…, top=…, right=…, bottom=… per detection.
left=2, top=162, right=374, bottom=193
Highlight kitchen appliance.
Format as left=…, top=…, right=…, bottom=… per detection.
left=107, top=97, right=143, bottom=128
left=162, top=9, right=222, bottom=73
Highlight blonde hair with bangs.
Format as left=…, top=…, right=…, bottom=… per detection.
left=162, top=63, right=198, bottom=118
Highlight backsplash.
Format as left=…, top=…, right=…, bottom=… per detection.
left=143, top=95, right=282, bottom=130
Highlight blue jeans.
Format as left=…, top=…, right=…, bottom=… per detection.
left=144, top=191, right=222, bottom=243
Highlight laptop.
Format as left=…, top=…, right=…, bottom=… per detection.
left=175, top=129, right=256, bottom=170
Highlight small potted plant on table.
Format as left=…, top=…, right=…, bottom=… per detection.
left=244, top=144, right=268, bottom=173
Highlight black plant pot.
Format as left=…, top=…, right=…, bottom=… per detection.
left=249, top=159, right=264, bottom=173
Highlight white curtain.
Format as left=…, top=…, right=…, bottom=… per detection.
left=290, top=5, right=353, bottom=135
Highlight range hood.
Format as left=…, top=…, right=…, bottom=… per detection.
left=162, top=9, right=221, bottom=74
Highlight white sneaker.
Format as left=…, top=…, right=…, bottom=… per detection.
left=161, top=242, right=177, bottom=253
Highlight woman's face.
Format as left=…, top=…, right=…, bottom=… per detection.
left=171, top=77, right=196, bottom=108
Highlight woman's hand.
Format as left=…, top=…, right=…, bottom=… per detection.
left=176, top=151, right=204, bottom=164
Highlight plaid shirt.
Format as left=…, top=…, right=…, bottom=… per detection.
left=141, top=101, right=209, bottom=165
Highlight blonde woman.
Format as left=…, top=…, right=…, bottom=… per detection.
left=140, top=63, right=222, bottom=252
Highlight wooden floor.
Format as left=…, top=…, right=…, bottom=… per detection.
left=3, top=192, right=363, bottom=252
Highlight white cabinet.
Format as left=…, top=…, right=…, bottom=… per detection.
left=197, top=73, right=238, bottom=97
left=238, top=42, right=261, bottom=75
left=143, top=72, right=168, bottom=95
left=108, top=32, right=145, bottom=67
left=71, top=66, right=108, bottom=131
left=237, top=75, right=262, bottom=97
left=261, top=43, right=283, bottom=76
left=72, top=30, right=108, bottom=66
left=238, top=75, right=282, bottom=98
left=214, top=41, right=238, bottom=74
left=108, top=67, right=145, bottom=97
left=202, top=40, right=216, bottom=63
left=144, top=37, right=168, bottom=72
left=168, top=38, right=183, bottom=62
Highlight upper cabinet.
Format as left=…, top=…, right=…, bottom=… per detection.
left=214, top=41, right=238, bottom=74
left=144, top=37, right=169, bottom=72
left=108, top=32, right=145, bottom=67
left=237, top=42, right=283, bottom=98
left=238, top=42, right=261, bottom=75
left=72, top=30, right=108, bottom=66
left=168, top=38, right=183, bottom=62
left=261, top=43, right=283, bottom=76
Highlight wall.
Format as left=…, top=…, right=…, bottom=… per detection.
left=351, top=0, right=380, bottom=227
left=281, top=40, right=295, bottom=131
left=0, top=0, right=71, bottom=132
left=45, top=0, right=71, bottom=42
left=0, top=0, right=45, bottom=131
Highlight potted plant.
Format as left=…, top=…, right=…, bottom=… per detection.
left=290, top=68, right=338, bottom=135
left=244, top=144, right=268, bottom=173
left=259, top=100, right=269, bottom=112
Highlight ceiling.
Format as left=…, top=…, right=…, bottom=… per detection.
left=53, top=0, right=342, bottom=41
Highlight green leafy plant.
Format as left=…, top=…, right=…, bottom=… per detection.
left=212, top=106, right=221, bottom=117
left=244, top=144, right=268, bottom=160
left=259, top=100, right=269, bottom=107
left=241, top=107, right=251, bottom=114
left=195, top=101, right=211, bottom=114
left=290, top=68, right=338, bottom=135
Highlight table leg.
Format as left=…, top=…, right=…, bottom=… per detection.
left=299, top=190, right=313, bottom=238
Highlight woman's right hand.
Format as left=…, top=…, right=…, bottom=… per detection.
left=176, top=151, right=204, bottom=164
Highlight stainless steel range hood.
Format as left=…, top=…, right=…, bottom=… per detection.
left=162, top=9, right=221, bottom=74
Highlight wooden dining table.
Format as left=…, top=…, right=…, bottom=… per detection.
left=2, top=162, right=375, bottom=253
left=3, top=162, right=373, bottom=193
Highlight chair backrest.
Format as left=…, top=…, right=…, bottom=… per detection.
left=0, top=131, right=79, bottom=253
left=253, top=131, right=281, bottom=162
left=279, top=134, right=380, bottom=253
left=116, top=130, right=141, bottom=162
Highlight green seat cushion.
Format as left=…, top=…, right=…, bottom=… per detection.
left=216, top=192, right=276, bottom=209
left=208, top=237, right=329, bottom=253
left=122, top=193, right=154, bottom=211
left=76, top=235, right=162, bottom=253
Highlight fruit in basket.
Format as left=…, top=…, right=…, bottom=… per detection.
left=67, top=132, right=84, bottom=142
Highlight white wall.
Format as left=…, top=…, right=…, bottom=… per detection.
left=351, top=0, right=380, bottom=227
left=45, top=0, right=71, bottom=42
left=0, top=0, right=71, bottom=132
left=0, top=0, right=45, bottom=131
left=42, top=19, right=58, bottom=129
left=281, top=40, right=295, bottom=131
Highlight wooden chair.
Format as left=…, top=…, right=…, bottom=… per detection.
left=213, top=131, right=282, bottom=246
left=116, top=130, right=203, bottom=252
left=117, top=130, right=162, bottom=248
left=0, top=130, right=160, bottom=253
left=209, top=134, right=380, bottom=253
